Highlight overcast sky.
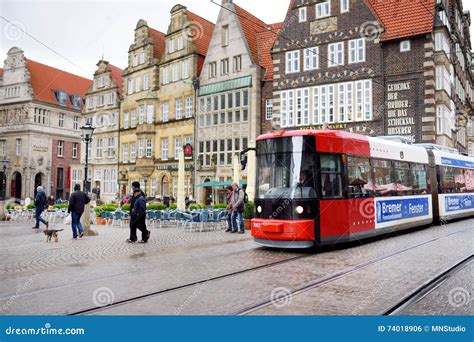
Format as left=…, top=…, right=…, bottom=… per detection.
left=1, top=0, right=473, bottom=79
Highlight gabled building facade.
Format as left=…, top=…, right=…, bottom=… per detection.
left=154, top=5, right=214, bottom=200
left=71, top=60, right=123, bottom=203
left=196, top=0, right=276, bottom=204
left=271, top=0, right=473, bottom=151
left=0, top=47, right=90, bottom=201
left=119, top=20, right=166, bottom=197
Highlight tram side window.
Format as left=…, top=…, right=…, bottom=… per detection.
left=440, top=167, right=455, bottom=193
left=454, top=168, right=466, bottom=193
left=393, top=161, right=413, bottom=196
left=464, top=169, right=474, bottom=192
left=372, top=159, right=393, bottom=196
left=347, top=156, right=372, bottom=198
left=320, top=154, right=343, bottom=199
left=411, top=164, right=429, bottom=195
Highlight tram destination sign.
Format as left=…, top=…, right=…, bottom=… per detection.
left=385, top=81, right=417, bottom=142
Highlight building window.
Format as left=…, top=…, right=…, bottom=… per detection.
left=0, top=140, right=5, bottom=157
left=127, top=79, right=133, bottom=95
left=316, top=0, right=330, bottom=18
left=328, top=42, right=344, bottom=67
left=266, top=99, right=273, bottom=120
left=73, top=116, right=80, bottom=130
left=143, top=74, right=149, bottom=90
left=135, top=77, right=141, bottom=92
left=209, top=62, right=217, bottom=79
left=400, top=40, right=411, bottom=52
left=233, top=55, right=242, bottom=72
left=97, top=95, right=105, bottom=107
left=168, top=39, right=175, bottom=54
left=96, top=139, right=103, bottom=158
left=222, top=25, right=229, bottom=47
left=161, top=138, right=169, bottom=160
left=299, top=7, right=307, bottom=22
left=349, top=38, right=365, bottom=63
left=176, top=99, right=183, bottom=120
left=87, top=97, right=94, bottom=109
left=138, top=140, right=144, bottom=158
left=58, top=113, right=65, bottom=128
left=146, top=105, right=154, bottom=124
left=182, top=60, right=190, bottom=79
left=107, top=93, right=115, bottom=105
left=57, top=140, right=64, bottom=157
left=133, top=52, right=138, bottom=66
left=130, top=143, right=136, bottom=162
left=15, top=139, right=22, bottom=156
left=124, top=112, right=130, bottom=129
left=97, top=76, right=105, bottom=88
left=175, top=137, right=181, bottom=159
left=162, top=102, right=169, bottom=122
left=140, top=50, right=146, bottom=64
left=123, top=144, right=129, bottom=163
left=177, top=36, right=184, bottom=50
left=107, top=138, right=114, bottom=158
left=146, top=139, right=152, bottom=158
left=138, top=105, right=145, bottom=124
left=163, top=67, right=170, bottom=84
left=221, top=58, right=229, bottom=75
left=54, top=90, right=68, bottom=106
left=286, top=50, right=300, bottom=74
left=172, top=63, right=180, bottom=82
left=304, top=47, right=318, bottom=70
left=340, top=0, right=349, bottom=13
left=185, top=96, right=193, bottom=118
left=72, top=143, right=78, bottom=159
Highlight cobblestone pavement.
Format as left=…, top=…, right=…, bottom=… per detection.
left=0, top=219, right=472, bottom=315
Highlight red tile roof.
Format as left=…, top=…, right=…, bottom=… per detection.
left=108, top=64, right=123, bottom=97
left=26, top=59, right=91, bottom=110
left=234, top=3, right=270, bottom=66
left=367, top=0, right=435, bottom=41
left=148, top=28, right=166, bottom=59
left=186, top=11, right=215, bottom=56
left=257, top=23, right=282, bottom=81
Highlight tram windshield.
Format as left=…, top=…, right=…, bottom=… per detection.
left=256, top=136, right=317, bottom=199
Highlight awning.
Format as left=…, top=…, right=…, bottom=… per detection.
left=196, top=180, right=247, bottom=188
left=198, top=76, right=252, bottom=96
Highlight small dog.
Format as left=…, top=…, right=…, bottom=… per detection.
left=44, top=229, right=64, bottom=243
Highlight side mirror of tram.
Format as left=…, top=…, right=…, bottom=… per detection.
left=240, top=154, right=248, bottom=171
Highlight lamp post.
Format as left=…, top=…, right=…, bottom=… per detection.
left=143, top=175, right=148, bottom=197
left=80, top=122, right=97, bottom=236
left=1, top=159, right=9, bottom=200
left=80, top=123, right=95, bottom=193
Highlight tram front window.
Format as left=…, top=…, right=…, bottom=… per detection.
left=256, top=136, right=317, bottom=199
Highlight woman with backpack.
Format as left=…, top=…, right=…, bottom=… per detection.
left=229, top=183, right=245, bottom=234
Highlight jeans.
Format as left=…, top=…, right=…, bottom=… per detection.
left=231, top=211, right=244, bottom=232
left=35, top=208, right=47, bottom=227
left=227, top=213, right=232, bottom=230
left=71, top=212, right=84, bottom=238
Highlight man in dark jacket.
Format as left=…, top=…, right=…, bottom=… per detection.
left=32, top=186, right=49, bottom=229
left=68, top=183, right=91, bottom=239
left=127, top=182, right=150, bottom=243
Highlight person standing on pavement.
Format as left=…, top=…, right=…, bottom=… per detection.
left=32, top=186, right=49, bottom=230
left=127, top=181, right=150, bottom=244
left=225, top=186, right=233, bottom=232
left=230, top=183, right=245, bottom=234
left=68, top=183, right=91, bottom=239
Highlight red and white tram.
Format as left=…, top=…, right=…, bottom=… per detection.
left=251, top=130, right=474, bottom=249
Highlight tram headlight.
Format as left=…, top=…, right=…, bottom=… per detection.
left=295, top=206, right=304, bottom=215
left=257, top=206, right=262, bottom=213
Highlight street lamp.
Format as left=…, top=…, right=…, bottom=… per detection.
left=143, top=175, right=148, bottom=197
left=80, top=122, right=95, bottom=193
left=1, top=159, right=9, bottom=200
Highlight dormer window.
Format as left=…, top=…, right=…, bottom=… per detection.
left=54, top=90, right=68, bottom=106
left=70, top=94, right=83, bottom=109
left=400, top=40, right=411, bottom=52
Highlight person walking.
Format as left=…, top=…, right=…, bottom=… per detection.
left=32, top=186, right=49, bottom=229
left=68, top=184, right=91, bottom=239
left=230, top=183, right=245, bottom=234
left=127, top=182, right=150, bottom=244
left=225, top=186, right=233, bottom=232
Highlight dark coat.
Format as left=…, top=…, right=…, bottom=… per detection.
left=35, top=190, right=47, bottom=211
left=130, top=192, right=146, bottom=221
left=68, top=191, right=91, bottom=214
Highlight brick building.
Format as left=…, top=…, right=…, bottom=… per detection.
left=0, top=47, right=90, bottom=201
left=270, top=0, right=473, bottom=151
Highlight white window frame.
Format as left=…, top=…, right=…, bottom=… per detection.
left=124, top=112, right=130, bottom=129
left=96, top=139, right=103, bottom=158
left=299, top=7, right=307, bottom=22
left=140, top=50, right=146, bottom=64
left=349, top=38, right=365, bottom=64
left=286, top=50, right=300, bottom=74
left=131, top=110, right=137, bottom=128
left=163, top=67, right=170, bottom=84
left=162, top=102, right=169, bottom=122
left=138, top=105, right=145, bottom=124
left=123, top=144, right=129, bottom=163
left=146, top=139, right=152, bottom=158
left=175, top=137, right=181, bottom=160
left=304, top=47, right=319, bottom=71
left=57, top=141, right=64, bottom=157
left=138, top=140, right=144, bottom=158
left=146, top=105, right=154, bottom=124
left=182, top=60, right=190, bottom=79
left=130, top=144, right=136, bottom=162
left=316, top=0, right=330, bottom=19
left=161, top=138, right=169, bottom=161
left=340, top=0, right=349, bottom=13
left=328, top=42, right=344, bottom=67
left=143, top=74, right=149, bottom=90
left=185, top=97, right=193, bottom=118
left=172, top=63, right=179, bottom=82
left=176, top=99, right=183, bottom=120
left=72, top=143, right=78, bottom=159
left=400, top=40, right=411, bottom=52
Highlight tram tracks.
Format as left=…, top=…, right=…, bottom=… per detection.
left=383, top=255, right=473, bottom=315
left=70, top=226, right=473, bottom=316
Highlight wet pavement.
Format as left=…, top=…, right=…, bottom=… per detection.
left=0, top=219, right=472, bottom=315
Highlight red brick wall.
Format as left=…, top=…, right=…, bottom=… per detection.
left=51, top=139, right=81, bottom=200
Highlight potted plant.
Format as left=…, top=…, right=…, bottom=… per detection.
left=243, top=201, right=254, bottom=230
